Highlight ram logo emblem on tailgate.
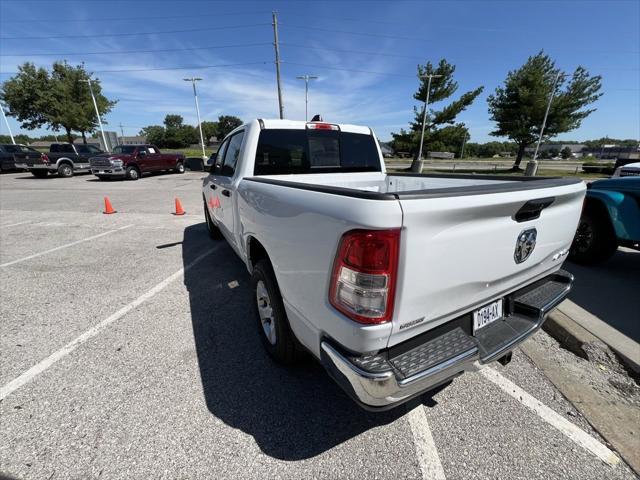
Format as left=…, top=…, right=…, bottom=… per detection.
left=514, top=228, right=537, bottom=264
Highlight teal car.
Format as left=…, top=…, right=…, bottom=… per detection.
left=569, top=177, right=640, bottom=264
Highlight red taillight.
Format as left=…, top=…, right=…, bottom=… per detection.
left=41, top=153, right=49, bottom=163
left=306, top=122, right=339, bottom=131
left=329, top=229, right=400, bottom=324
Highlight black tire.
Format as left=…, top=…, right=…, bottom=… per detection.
left=251, top=259, right=301, bottom=364
left=175, top=162, right=185, bottom=174
left=57, top=163, right=73, bottom=177
left=569, top=205, right=618, bottom=265
left=125, top=166, right=140, bottom=181
left=203, top=201, right=223, bottom=239
left=31, top=170, right=49, bottom=178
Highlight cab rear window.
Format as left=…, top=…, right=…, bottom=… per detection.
left=254, top=129, right=381, bottom=175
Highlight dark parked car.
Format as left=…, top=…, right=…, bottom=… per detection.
left=0, top=144, right=44, bottom=172
left=15, top=143, right=104, bottom=178
left=89, top=144, right=185, bottom=180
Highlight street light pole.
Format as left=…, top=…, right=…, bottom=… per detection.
left=0, top=104, right=15, bottom=144
left=85, top=78, right=109, bottom=152
left=184, top=77, right=207, bottom=160
left=525, top=71, right=563, bottom=177
left=412, top=74, right=443, bottom=173
left=295, top=75, right=318, bottom=121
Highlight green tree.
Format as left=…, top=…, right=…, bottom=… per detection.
left=216, top=115, right=242, bottom=140
left=1, top=61, right=116, bottom=143
left=560, top=146, right=573, bottom=159
left=391, top=59, right=483, bottom=171
left=199, top=121, right=218, bottom=145
left=140, top=125, right=165, bottom=146
left=487, top=52, right=602, bottom=169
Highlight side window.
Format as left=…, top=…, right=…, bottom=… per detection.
left=62, top=144, right=74, bottom=153
left=88, top=145, right=101, bottom=153
left=137, top=147, right=148, bottom=156
left=50, top=144, right=60, bottom=153
left=221, top=131, right=245, bottom=177
left=76, top=145, right=88, bottom=153
left=214, top=139, right=229, bottom=174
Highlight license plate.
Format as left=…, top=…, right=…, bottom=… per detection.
left=473, top=299, right=503, bottom=333
left=98, top=170, right=105, bottom=174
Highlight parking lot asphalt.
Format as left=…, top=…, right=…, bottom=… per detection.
left=565, top=249, right=640, bottom=343
left=0, top=171, right=637, bottom=479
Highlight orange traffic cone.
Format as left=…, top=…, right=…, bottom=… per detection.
left=103, top=197, right=116, bottom=214
left=173, top=197, right=186, bottom=216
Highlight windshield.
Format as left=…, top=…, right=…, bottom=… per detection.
left=112, top=145, right=138, bottom=154
left=254, top=129, right=381, bottom=175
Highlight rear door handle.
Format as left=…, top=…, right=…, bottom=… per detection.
left=221, top=189, right=231, bottom=197
left=210, top=184, right=217, bottom=190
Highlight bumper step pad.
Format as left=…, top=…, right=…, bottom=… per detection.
left=344, top=270, right=573, bottom=381
left=389, top=328, right=476, bottom=379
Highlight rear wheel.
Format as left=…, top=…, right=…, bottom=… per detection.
left=31, top=170, right=49, bottom=178
left=569, top=206, right=618, bottom=264
left=125, top=166, right=140, bottom=181
left=251, top=259, right=301, bottom=364
left=175, top=162, right=185, bottom=174
left=57, top=163, right=73, bottom=177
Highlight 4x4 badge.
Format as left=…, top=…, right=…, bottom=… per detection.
left=514, top=228, right=537, bottom=264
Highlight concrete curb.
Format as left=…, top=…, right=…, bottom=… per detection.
left=543, top=300, right=640, bottom=374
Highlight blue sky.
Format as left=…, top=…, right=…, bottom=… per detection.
left=0, top=0, right=638, bottom=142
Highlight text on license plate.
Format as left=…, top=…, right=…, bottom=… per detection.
left=473, top=299, right=503, bottom=333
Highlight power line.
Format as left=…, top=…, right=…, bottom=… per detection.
left=0, top=42, right=272, bottom=57
left=282, top=61, right=413, bottom=78
left=280, top=23, right=430, bottom=43
left=0, top=23, right=269, bottom=40
left=0, top=10, right=271, bottom=24
left=281, top=42, right=424, bottom=61
left=0, top=61, right=270, bottom=75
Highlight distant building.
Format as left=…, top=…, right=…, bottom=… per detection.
left=525, top=144, right=586, bottom=158
left=119, top=135, right=147, bottom=145
left=582, top=145, right=639, bottom=161
left=427, top=151, right=455, bottom=159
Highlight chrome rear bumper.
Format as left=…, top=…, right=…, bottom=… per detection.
left=320, top=270, right=573, bottom=410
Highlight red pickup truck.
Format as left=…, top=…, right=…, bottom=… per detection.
left=89, top=144, right=185, bottom=180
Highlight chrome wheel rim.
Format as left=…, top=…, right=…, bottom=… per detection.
left=256, top=280, right=276, bottom=345
left=178, top=164, right=184, bottom=172
left=129, top=169, right=138, bottom=180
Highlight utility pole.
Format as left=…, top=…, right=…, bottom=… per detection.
left=460, top=134, right=467, bottom=159
left=119, top=122, right=125, bottom=145
left=412, top=74, right=443, bottom=172
left=0, top=104, right=15, bottom=144
left=272, top=11, right=284, bottom=119
left=183, top=77, right=207, bottom=160
left=525, top=71, right=563, bottom=177
left=296, top=75, right=318, bottom=121
left=85, top=78, right=109, bottom=152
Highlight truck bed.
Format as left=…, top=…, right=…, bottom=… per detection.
left=244, top=172, right=582, bottom=199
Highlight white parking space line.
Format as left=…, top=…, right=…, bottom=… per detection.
left=480, top=367, right=620, bottom=467
left=0, top=221, right=31, bottom=228
left=0, top=245, right=218, bottom=400
left=407, top=404, right=446, bottom=480
left=0, top=225, right=133, bottom=267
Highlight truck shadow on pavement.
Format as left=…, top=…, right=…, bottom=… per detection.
left=566, top=249, right=640, bottom=342
left=182, top=223, right=404, bottom=461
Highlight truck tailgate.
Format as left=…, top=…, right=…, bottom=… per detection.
left=389, top=179, right=586, bottom=347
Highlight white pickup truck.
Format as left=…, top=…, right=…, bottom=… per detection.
left=202, top=119, right=585, bottom=410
